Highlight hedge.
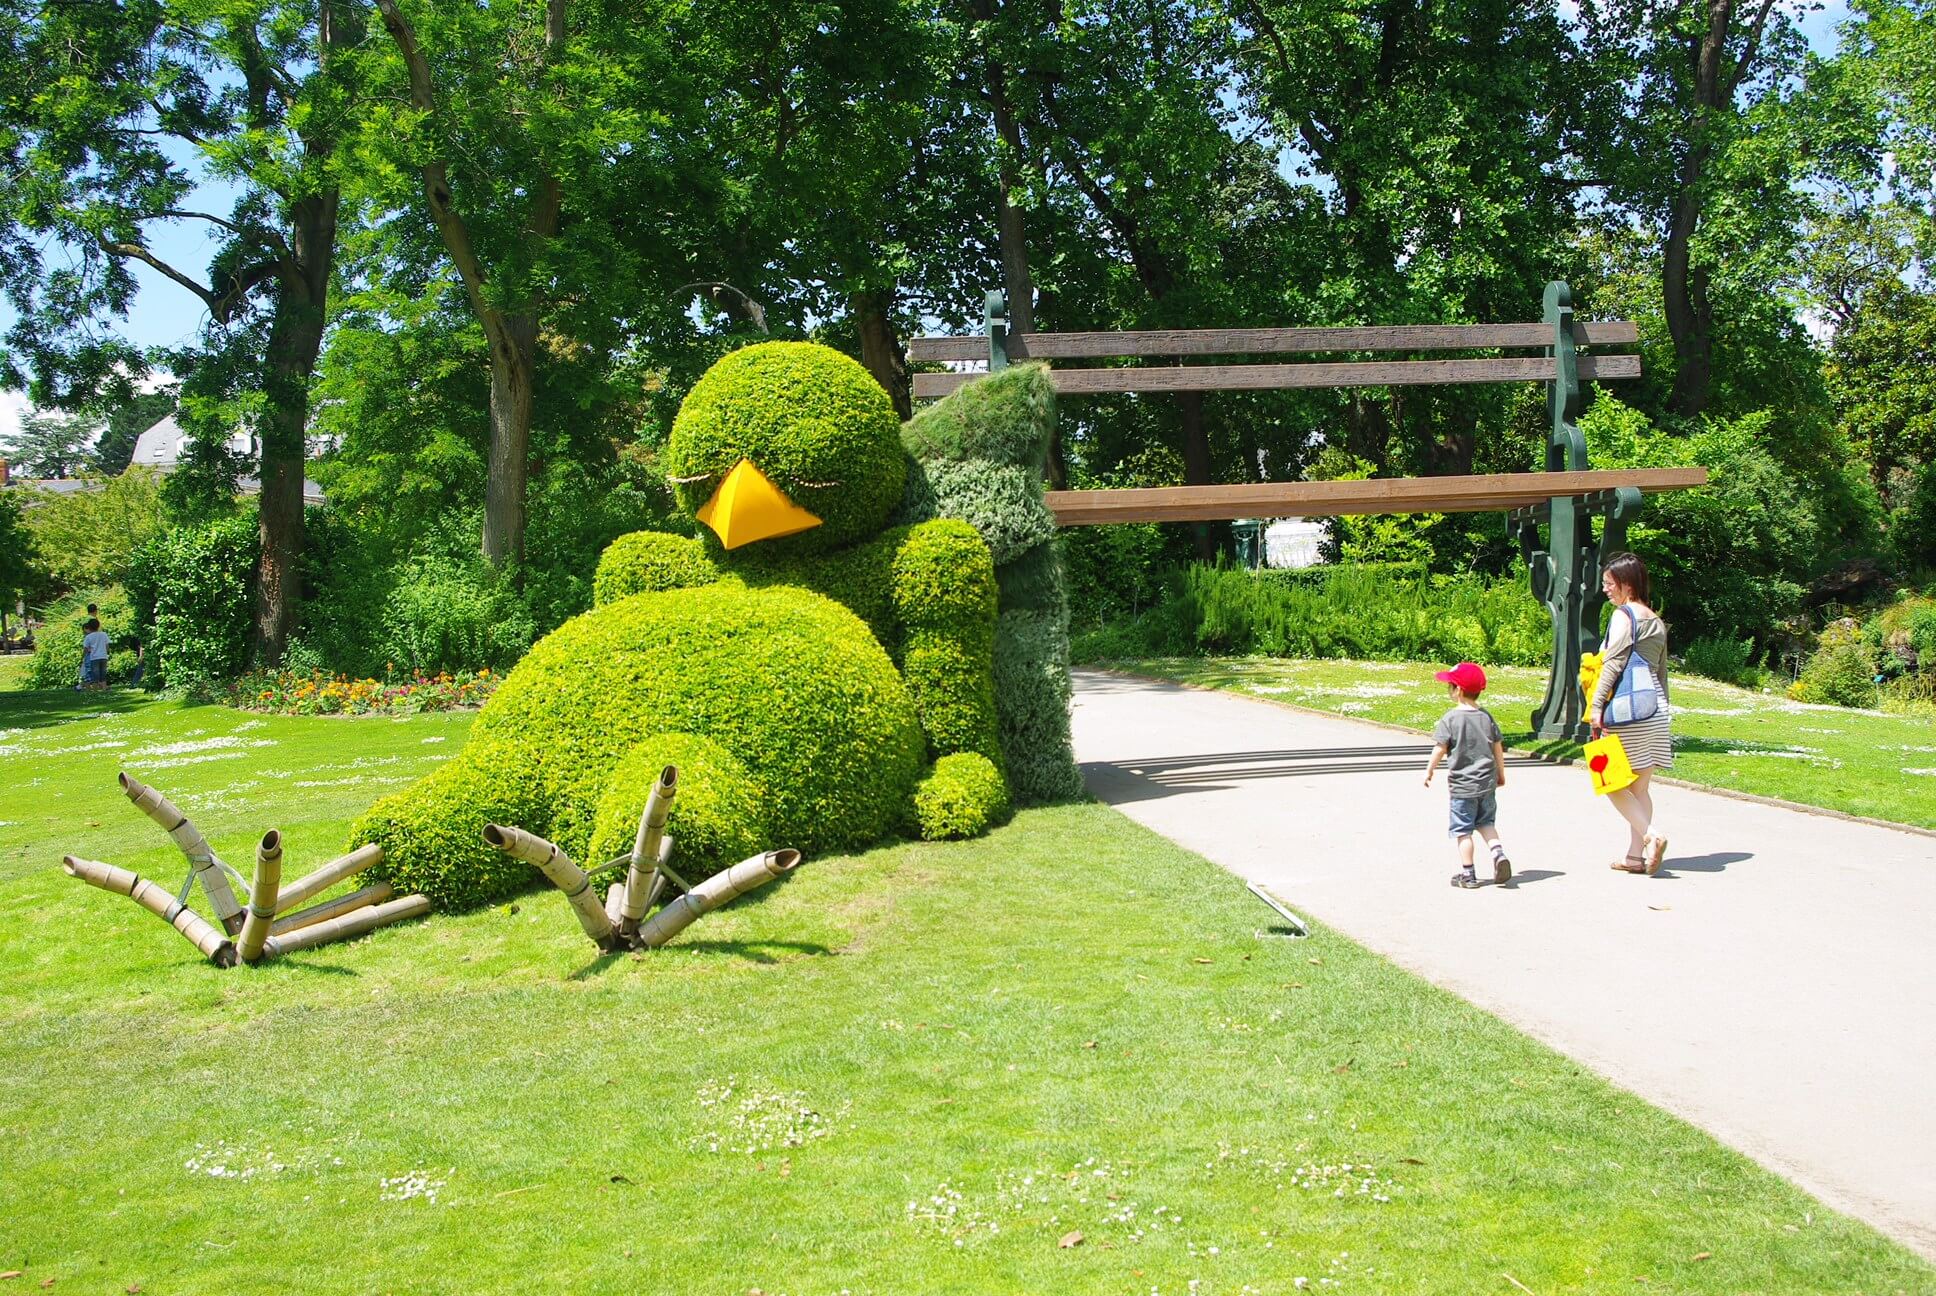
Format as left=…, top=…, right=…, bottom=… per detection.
left=910, top=751, right=1011, bottom=839
left=593, top=531, right=722, bottom=606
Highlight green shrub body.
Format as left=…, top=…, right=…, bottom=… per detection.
left=898, top=364, right=1082, bottom=802
left=593, top=531, right=723, bottom=604
left=126, top=513, right=257, bottom=690
left=911, top=752, right=1011, bottom=839
left=356, top=583, right=925, bottom=909
left=1789, top=620, right=1881, bottom=709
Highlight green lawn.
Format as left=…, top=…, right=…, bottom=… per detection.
left=1100, top=656, right=1936, bottom=831
left=3, top=689, right=1931, bottom=1293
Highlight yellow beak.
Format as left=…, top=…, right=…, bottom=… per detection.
left=695, top=459, right=823, bottom=550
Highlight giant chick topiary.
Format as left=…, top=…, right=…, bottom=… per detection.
left=356, top=341, right=1024, bottom=912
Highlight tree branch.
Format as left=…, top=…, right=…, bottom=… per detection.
left=1726, top=0, right=1780, bottom=99
left=139, top=209, right=291, bottom=257
left=373, top=0, right=498, bottom=320
left=671, top=282, right=768, bottom=332
left=96, top=236, right=217, bottom=311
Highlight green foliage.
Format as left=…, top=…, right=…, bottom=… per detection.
left=20, top=468, right=164, bottom=589
left=26, top=587, right=137, bottom=689
left=899, top=459, right=1056, bottom=565
left=900, top=364, right=1054, bottom=469
left=1581, top=397, right=1866, bottom=645
left=0, top=492, right=38, bottom=617
left=1789, top=620, right=1881, bottom=709
left=376, top=555, right=535, bottom=678
left=593, top=531, right=721, bottom=605
left=994, top=608, right=1086, bottom=801
left=583, top=737, right=768, bottom=884
left=667, top=343, right=906, bottom=554
left=891, top=519, right=1001, bottom=765
left=909, top=751, right=1010, bottom=840
left=1681, top=635, right=1762, bottom=689
left=365, top=583, right=925, bottom=911
left=356, top=739, right=550, bottom=911
left=1892, top=463, right=1936, bottom=572
left=125, top=513, right=257, bottom=691
left=1082, top=563, right=1550, bottom=667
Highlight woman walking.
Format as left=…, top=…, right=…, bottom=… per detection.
left=1589, top=552, right=1672, bottom=874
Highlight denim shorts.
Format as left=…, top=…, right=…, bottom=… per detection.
left=1447, top=791, right=1497, bottom=838
left=83, top=658, right=108, bottom=685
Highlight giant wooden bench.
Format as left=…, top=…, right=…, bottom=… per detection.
left=910, top=281, right=1708, bottom=740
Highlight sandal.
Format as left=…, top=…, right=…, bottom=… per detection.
left=1643, top=835, right=1668, bottom=875
left=1611, top=855, right=1647, bottom=874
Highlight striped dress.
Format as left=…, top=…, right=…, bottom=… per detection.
left=1593, top=604, right=1674, bottom=770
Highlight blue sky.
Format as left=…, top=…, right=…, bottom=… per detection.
left=0, top=0, right=1855, bottom=444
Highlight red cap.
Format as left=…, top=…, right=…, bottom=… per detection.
left=1434, top=661, right=1487, bottom=694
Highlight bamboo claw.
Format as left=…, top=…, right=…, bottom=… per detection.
left=260, top=893, right=431, bottom=960
left=271, top=882, right=393, bottom=935
left=634, top=849, right=801, bottom=949
left=484, top=823, right=620, bottom=951
left=272, top=843, right=384, bottom=915
left=63, top=854, right=237, bottom=967
left=237, top=831, right=283, bottom=965
left=619, top=765, right=678, bottom=939
left=118, top=771, right=246, bottom=934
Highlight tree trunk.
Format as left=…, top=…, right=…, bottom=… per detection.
left=854, top=289, right=912, bottom=418
left=481, top=313, right=538, bottom=567
left=1177, top=390, right=1216, bottom=560
left=1664, top=0, right=1736, bottom=419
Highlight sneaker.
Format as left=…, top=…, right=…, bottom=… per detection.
left=1492, top=853, right=1513, bottom=886
left=1449, top=871, right=1480, bottom=890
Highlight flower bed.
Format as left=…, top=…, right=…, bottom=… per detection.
left=228, top=667, right=499, bottom=716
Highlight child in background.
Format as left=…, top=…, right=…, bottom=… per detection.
left=1423, top=661, right=1512, bottom=889
left=80, top=617, right=110, bottom=690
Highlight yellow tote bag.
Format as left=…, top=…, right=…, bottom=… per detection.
left=1583, top=732, right=1637, bottom=796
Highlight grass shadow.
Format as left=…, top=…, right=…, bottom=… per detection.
left=0, top=686, right=154, bottom=731
left=661, top=939, right=832, bottom=963
left=567, top=949, right=628, bottom=981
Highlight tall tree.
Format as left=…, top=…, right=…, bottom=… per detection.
left=0, top=0, right=361, bottom=662
left=366, top=0, right=691, bottom=567
left=0, top=412, right=96, bottom=479
left=1577, top=0, right=1817, bottom=418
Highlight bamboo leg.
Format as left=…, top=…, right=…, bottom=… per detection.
left=483, top=824, right=619, bottom=951
left=635, top=849, right=800, bottom=949
left=618, top=766, right=677, bottom=943
left=270, top=882, right=394, bottom=936
left=259, top=894, right=431, bottom=959
left=63, top=855, right=237, bottom=967
left=273, top=844, right=384, bottom=915
left=236, top=831, right=283, bottom=965
left=118, top=772, right=245, bottom=935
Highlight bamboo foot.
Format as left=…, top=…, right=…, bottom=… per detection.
left=118, top=772, right=245, bottom=935
left=258, top=893, right=431, bottom=960
left=484, top=824, right=620, bottom=951
left=271, top=882, right=393, bottom=936
left=635, top=849, right=801, bottom=949
left=63, top=855, right=237, bottom=967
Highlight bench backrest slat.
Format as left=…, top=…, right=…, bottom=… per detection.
left=906, top=320, right=1638, bottom=363
left=911, top=353, right=1639, bottom=400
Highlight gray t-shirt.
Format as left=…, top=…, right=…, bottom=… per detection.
left=1433, top=705, right=1502, bottom=798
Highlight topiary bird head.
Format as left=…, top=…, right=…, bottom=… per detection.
left=666, top=341, right=907, bottom=556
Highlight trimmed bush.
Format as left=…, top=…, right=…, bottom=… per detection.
left=356, top=738, right=550, bottom=910
left=901, top=363, right=1054, bottom=469
left=667, top=342, right=906, bottom=555
left=1682, top=634, right=1760, bottom=688
left=892, top=521, right=1001, bottom=766
left=593, top=531, right=721, bottom=606
left=27, top=587, right=138, bottom=689
left=584, top=737, right=770, bottom=884
left=911, top=751, right=1011, bottom=840
left=126, top=512, right=257, bottom=690
left=1789, top=620, right=1880, bottom=709
left=361, top=582, right=926, bottom=911
left=994, top=608, right=1085, bottom=801
left=897, top=365, right=1079, bottom=805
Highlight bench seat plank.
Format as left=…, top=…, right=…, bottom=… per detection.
left=1042, top=468, right=1708, bottom=525
left=908, top=320, right=1639, bottom=363
left=913, top=354, right=1640, bottom=399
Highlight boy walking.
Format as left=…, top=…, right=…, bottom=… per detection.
left=1423, top=661, right=1511, bottom=889
left=80, top=617, right=110, bottom=690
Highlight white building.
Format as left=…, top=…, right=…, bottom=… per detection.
left=128, top=414, right=325, bottom=503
